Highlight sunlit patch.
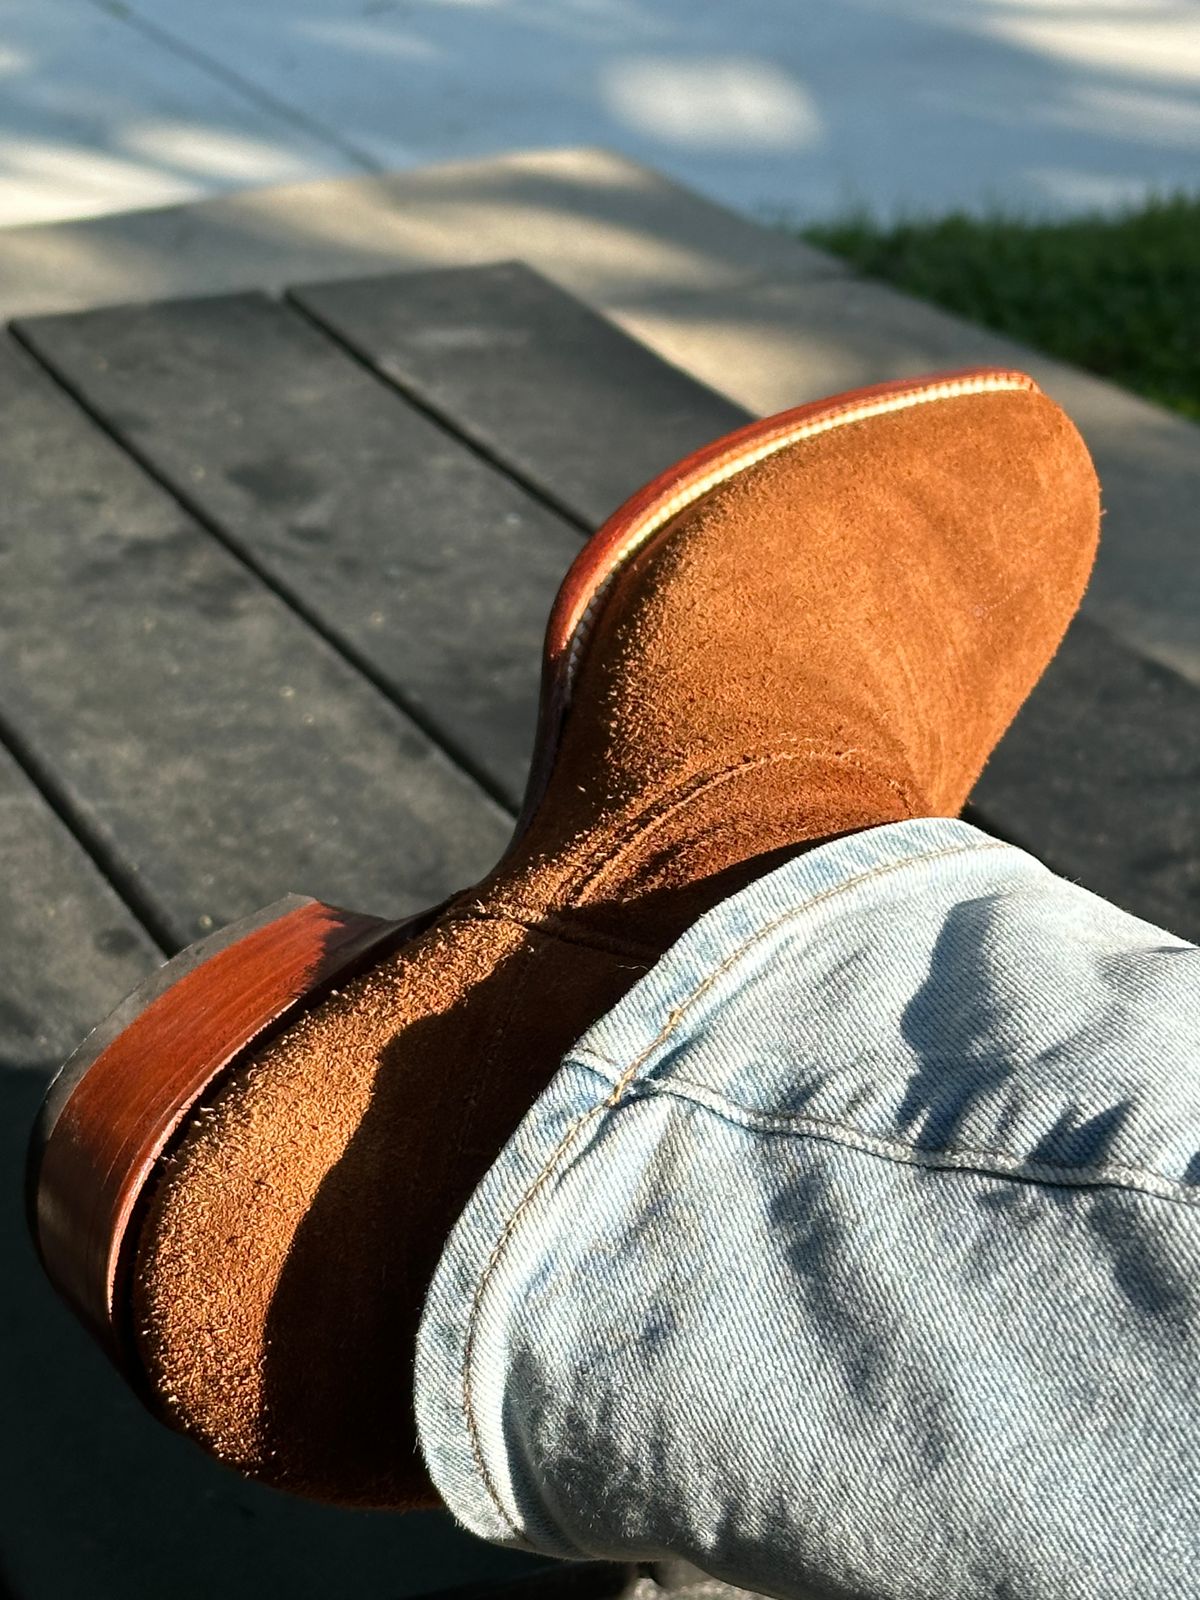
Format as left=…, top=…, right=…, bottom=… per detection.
left=0, top=138, right=205, bottom=226
left=0, top=123, right=334, bottom=228
left=970, top=4, right=1200, bottom=84
left=602, top=56, right=823, bottom=151
left=118, top=123, right=329, bottom=183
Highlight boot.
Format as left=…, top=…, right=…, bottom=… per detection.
left=31, top=369, right=1099, bottom=1507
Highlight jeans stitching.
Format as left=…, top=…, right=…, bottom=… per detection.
left=598, top=838, right=1007, bottom=1106
left=627, top=1077, right=1200, bottom=1207
left=458, top=1102, right=606, bottom=1538
left=458, top=835, right=1005, bottom=1531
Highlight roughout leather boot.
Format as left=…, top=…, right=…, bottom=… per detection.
left=31, top=369, right=1100, bottom=1509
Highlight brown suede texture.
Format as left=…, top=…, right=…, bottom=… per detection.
left=132, top=385, right=1100, bottom=1508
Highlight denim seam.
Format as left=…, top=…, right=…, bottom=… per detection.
left=625, top=1077, right=1200, bottom=1207
left=458, top=836, right=1006, bottom=1533
left=599, top=838, right=1009, bottom=1106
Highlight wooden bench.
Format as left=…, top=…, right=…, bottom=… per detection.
left=1, top=262, right=1195, bottom=1599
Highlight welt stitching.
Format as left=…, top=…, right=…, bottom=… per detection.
left=457, top=901, right=661, bottom=964
left=634, top=1076, right=1200, bottom=1205
left=458, top=835, right=1005, bottom=1526
left=471, top=735, right=922, bottom=958
left=565, top=374, right=1035, bottom=688
left=562, top=744, right=923, bottom=905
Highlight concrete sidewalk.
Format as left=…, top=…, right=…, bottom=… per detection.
left=3, top=0, right=1200, bottom=228
left=4, top=144, right=1196, bottom=697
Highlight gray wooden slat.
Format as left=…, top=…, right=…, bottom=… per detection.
left=17, top=293, right=582, bottom=810
left=0, top=743, right=160, bottom=1075
left=293, top=265, right=1198, bottom=939
left=974, top=615, right=1200, bottom=943
left=1, top=263, right=1186, bottom=1600
left=0, top=334, right=510, bottom=952
left=0, top=1080, right=550, bottom=1600
left=0, top=736, right=544, bottom=1600
left=0, top=285, right=763, bottom=1600
left=291, top=261, right=748, bottom=528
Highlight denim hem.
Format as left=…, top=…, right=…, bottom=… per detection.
left=411, top=816, right=1009, bottom=1547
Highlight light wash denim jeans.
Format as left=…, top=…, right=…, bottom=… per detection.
left=415, top=818, right=1200, bottom=1600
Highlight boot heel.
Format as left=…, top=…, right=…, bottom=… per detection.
left=30, top=895, right=408, bottom=1370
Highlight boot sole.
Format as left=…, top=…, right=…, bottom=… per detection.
left=30, top=364, right=1037, bottom=1372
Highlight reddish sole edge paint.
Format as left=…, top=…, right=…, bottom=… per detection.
left=33, top=898, right=413, bottom=1367
left=31, top=365, right=1038, bottom=1373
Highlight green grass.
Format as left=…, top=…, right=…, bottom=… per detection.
left=803, top=196, right=1200, bottom=421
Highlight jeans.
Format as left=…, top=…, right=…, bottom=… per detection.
left=414, top=818, right=1200, bottom=1600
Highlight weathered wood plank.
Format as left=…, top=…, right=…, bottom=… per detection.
left=0, top=744, right=160, bottom=1075
left=293, top=265, right=1198, bottom=939
left=0, top=732, right=542, bottom=1600
left=0, top=334, right=509, bottom=953
left=291, top=261, right=747, bottom=527
left=17, top=293, right=582, bottom=809
left=2, top=262, right=1190, bottom=1600
left=0, top=325, right=537, bottom=1600
left=0, top=1075, right=550, bottom=1600
left=974, top=615, right=1200, bottom=942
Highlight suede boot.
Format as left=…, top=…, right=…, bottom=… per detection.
left=33, top=371, right=1100, bottom=1509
